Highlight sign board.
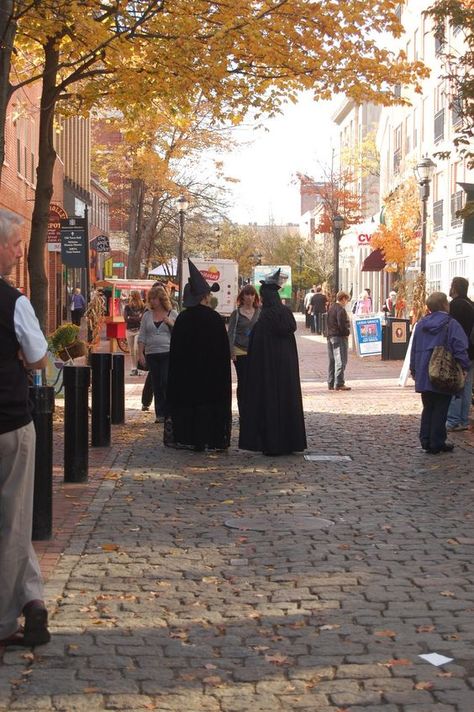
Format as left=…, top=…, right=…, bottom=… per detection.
left=47, top=203, right=68, bottom=252
left=113, top=262, right=124, bottom=267
left=60, top=217, right=87, bottom=267
left=352, top=316, right=383, bottom=357
left=104, top=257, right=113, bottom=278
left=252, top=265, right=292, bottom=300
left=90, top=234, right=111, bottom=253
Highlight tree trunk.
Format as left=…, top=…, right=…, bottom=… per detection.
left=0, top=0, right=16, bottom=184
left=28, top=39, right=59, bottom=333
left=127, top=178, right=147, bottom=278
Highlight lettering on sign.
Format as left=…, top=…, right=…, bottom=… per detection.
left=357, top=233, right=372, bottom=246
left=47, top=204, right=68, bottom=244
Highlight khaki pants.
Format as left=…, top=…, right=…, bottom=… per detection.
left=0, top=422, right=44, bottom=639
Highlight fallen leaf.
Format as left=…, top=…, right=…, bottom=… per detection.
left=265, top=653, right=288, bottom=665
left=203, top=675, right=223, bottom=686
left=375, top=629, right=396, bottom=638
left=252, top=645, right=270, bottom=652
left=83, top=687, right=100, bottom=693
left=440, top=591, right=456, bottom=597
left=415, top=681, right=434, bottom=690
left=416, top=625, right=435, bottom=633
left=320, top=624, right=341, bottom=631
left=437, top=671, right=454, bottom=678
left=381, top=658, right=412, bottom=668
left=101, top=543, right=119, bottom=552
left=222, top=499, right=234, bottom=504
left=204, top=663, right=217, bottom=670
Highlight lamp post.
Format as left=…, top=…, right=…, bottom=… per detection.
left=332, top=214, right=344, bottom=295
left=298, top=248, right=304, bottom=310
left=215, top=226, right=222, bottom=257
left=414, top=156, right=436, bottom=275
left=176, top=195, right=189, bottom=310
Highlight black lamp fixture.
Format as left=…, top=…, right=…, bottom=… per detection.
left=176, top=195, right=189, bottom=309
left=332, top=213, right=344, bottom=294
left=414, top=156, right=436, bottom=275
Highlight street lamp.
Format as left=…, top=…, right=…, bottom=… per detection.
left=298, top=247, right=304, bottom=309
left=414, top=156, right=436, bottom=275
left=215, top=226, right=222, bottom=256
left=176, top=194, right=189, bottom=310
left=332, top=214, right=344, bottom=294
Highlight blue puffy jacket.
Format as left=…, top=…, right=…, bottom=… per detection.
left=410, top=311, right=469, bottom=393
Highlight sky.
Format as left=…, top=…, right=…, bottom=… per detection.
left=221, top=92, right=339, bottom=226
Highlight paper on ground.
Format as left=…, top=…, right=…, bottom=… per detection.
left=419, top=653, right=453, bottom=666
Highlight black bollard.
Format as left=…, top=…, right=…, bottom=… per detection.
left=91, top=352, right=112, bottom=447
left=63, top=366, right=90, bottom=483
left=30, top=385, right=55, bottom=541
left=111, top=353, right=125, bottom=424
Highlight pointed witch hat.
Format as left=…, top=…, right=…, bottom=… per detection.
left=259, top=267, right=281, bottom=290
left=182, top=258, right=220, bottom=307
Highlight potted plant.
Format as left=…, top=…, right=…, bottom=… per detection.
left=48, top=323, right=87, bottom=361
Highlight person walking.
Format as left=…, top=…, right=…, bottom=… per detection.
left=123, top=290, right=145, bottom=376
left=137, top=286, right=177, bottom=423
left=310, top=285, right=328, bottom=335
left=410, top=292, right=469, bottom=454
left=164, top=259, right=232, bottom=451
left=0, top=208, right=50, bottom=648
left=239, top=269, right=306, bottom=456
left=445, top=277, right=474, bottom=432
left=327, top=290, right=352, bottom=391
left=70, top=287, right=86, bottom=326
left=228, top=284, right=261, bottom=417
left=304, top=286, right=315, bottom=329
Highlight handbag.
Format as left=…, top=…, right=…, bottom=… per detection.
left=428, top=322, right=466, bottom=394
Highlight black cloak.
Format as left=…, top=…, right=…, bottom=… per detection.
left=239, top=289, right=307, bottom=455
left=164, top=304, right=232, bottom=450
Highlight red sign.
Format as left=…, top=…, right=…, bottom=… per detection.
left=200, top=267, right=221, bottom=281
left=47, top=203, right=68, bottom=243
left=357, top=233, right=372, bottom=246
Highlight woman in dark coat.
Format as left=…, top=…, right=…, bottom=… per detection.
left=239, top=269, right=307, bottom=456
left=164, top=259, right=232, bottom=451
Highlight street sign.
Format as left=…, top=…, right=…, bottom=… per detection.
left=90, top=234, right=111, bottom=253
left=112, top=262, right=124, bottom=267
left=60, top=217, right=87, bottom=267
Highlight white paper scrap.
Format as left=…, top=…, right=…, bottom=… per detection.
left=304, top=454, right=352, bottom=462
left=419, top=653, right=453, bottom=666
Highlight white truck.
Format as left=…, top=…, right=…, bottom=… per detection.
left=182, top=258, right=239, bottom=318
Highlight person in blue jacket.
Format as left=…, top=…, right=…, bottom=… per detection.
left=410, top=291, right=469, bottom=454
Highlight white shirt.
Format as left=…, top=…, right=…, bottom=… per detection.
left=14, top=295, right=48, bottom=363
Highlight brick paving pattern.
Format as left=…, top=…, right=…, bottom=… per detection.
left=1, top=317, right=473, bottom=711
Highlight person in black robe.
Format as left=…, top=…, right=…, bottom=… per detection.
left=164, top=259, right=232, bottom=451
left=239, top=269, right=307, bottom=456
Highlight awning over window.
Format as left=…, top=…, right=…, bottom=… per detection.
left=361, top=248, right=386, bottom=272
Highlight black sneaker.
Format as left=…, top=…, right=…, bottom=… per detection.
left=23, top=601, right=50, bottom=646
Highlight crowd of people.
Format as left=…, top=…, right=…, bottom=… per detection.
left=0, top=195, right=472, bottom=652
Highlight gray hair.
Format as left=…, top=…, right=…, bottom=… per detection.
left=0, top=208, right=23, bottom=245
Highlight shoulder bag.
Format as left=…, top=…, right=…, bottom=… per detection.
left=428, top=321, right=466, bottom=393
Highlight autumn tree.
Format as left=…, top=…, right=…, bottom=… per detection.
left=427, top=0, right=474, bottom=167
left=8, top=0, right=428, bottom=329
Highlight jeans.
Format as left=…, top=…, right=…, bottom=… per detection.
left=446, top=360, right=473, bottom=428
left=327, top=336, right=348, bottom=388
left=420, top=391, right=452, bottom=451
left=146, top=352, right=170, bottom=418
left=314, top=313, right=324, bottom=335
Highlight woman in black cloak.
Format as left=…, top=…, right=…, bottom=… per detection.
left=239, top=269, right=307, bottom=456
left=164, top=259, right=232, bottom=451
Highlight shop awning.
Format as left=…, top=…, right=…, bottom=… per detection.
left=361, top=248, right=386, bottom=271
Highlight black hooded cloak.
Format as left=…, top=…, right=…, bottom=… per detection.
left=164, top=304, right=232, bottom=450
left=239, top=287, right=306, bottom=455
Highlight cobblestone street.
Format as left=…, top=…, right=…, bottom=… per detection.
left=1, top=319, right=474, bottom=711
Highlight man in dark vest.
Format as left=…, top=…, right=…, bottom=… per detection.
left=0, top=208, right=50, bottom=648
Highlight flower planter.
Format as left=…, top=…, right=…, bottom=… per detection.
left=58, top=340, right=88, bottom=362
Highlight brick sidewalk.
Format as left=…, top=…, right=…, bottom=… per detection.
left=1, top=314, right=473, bottom=711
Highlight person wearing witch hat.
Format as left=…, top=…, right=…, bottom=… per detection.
left=164, top=258, right=232, bottom=451
left=239, top=268, right=307, bottom=456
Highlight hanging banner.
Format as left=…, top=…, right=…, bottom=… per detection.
left=47, top=204, right=68, bottom=252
